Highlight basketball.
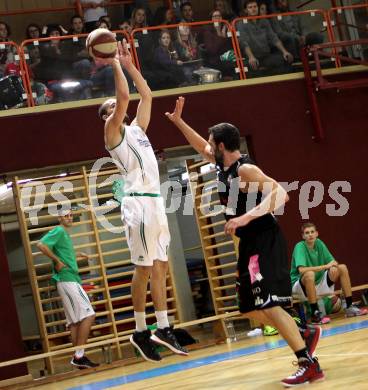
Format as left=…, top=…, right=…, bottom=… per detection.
left=86, top=28, right=117, bottom=59
left=331, top=295, right=342, bottom=313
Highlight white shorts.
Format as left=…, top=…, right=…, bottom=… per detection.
left=292, top=271, right=334, bottom=301
left=121, top=196, right=171, bottom=266
left=57, top=282, right=95, bottom=326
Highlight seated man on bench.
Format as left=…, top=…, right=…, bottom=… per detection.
left=290, top=222, right=367, bottom=324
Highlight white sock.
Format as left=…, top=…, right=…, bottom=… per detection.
left=155, top=310, right=170, bottom=329
left=75, top=349, right=84, bottom=359
left=134, top=311, right=147, bottom=332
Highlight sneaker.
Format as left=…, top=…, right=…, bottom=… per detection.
left=70, top=355, right=99, bottom=369
left=301, top=325, right=322, bottom=357
left=263, top=325, right=279, bottom=336
left=345, top=305, right=368, bottom=317
left=310, top=310, right=330, bottom=325
left=281, top=357, right=325, bottom=387
left=151, top=326, right=189, bottom=356
left=130, top=330, right=162, bottom=363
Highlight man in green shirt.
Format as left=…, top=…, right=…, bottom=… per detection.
left=37, top=209, right=99, bottom=369
left=291, top=222, right=367, bottom=324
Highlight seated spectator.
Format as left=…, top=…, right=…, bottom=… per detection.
left=34, top=25, right=92, bottom=102
left=118, top=20, right=132, bottom=34
left=271, top=0, right=324, bottom=59
left=22, top=24, right=50, bottom=104
left=154, top=6, right=178, bottom=26
left=201, top=10, right=234, bottom=79
left=0, top=21, right=16, bottom=78
left=213, top=0, right=236, bottom=21
left=290, top=222, right=368, bottom=324
left=174, top=25, right=201, bottom=83
left=134, top=28, right=179, bottom=90
left=25, top=24, right=42, bottom=74
left=64, top=16, right=91, bottom=80
left=153, top=29, right=187, bottom=87
left=237, top=0, right=293, bottom=77
left=180, top=2, right=194, bottom=23
left=80, top=0, right=108, bottom=32
left=130, top=7, right=148, bottom=30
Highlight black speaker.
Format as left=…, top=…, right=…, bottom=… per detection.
left=0, top=75, right=25, bottom=109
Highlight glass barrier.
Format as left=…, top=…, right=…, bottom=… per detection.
left=0, top=41, right=30, bottom=110
left=232, top=9, right=333, bottom=79
left=329, top=5, right=368, bottom=63
left=131, top=20, right=242, bottom=91
left=20, top=30, right=133, bottom=106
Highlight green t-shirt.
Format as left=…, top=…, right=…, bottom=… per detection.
left=40, top=226, right=81, bottom=284
left=290, top=238, right=334, bottom=286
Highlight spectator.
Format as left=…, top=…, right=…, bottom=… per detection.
left=98, top=15, right=112, bottom=30
left=213, top=0, right=236, bottom=21
left=174, top=25, right=201, bottom=83
left=237, top=0, right=293, bottom=77
left=35, top=25, right=92, bottom=102
left=180, top=2, right=194, bottom=23
left=97, top=19, right=110, bottom=29
left=25, top=24, right=42, bottom=73
left=290, top=222, right=368, bottom=324
left=26, top=23, right=42, bottom=40
left=154, top=6, right=178, bottom=26
left=123, top=0, right=153, bottom=26
left=259, top=1, right=270, bottom=16
left=130, top=7, right=148, bottom=29
left=153, top=29, right=187, bottom=87
left=201, top=10, right=234, bottom=79
left=68, top=15, right=86, bottom=35
left=0, top=21, right=15, bottom=78
left=80, top=0, right=108, bottom=32
left=22, top=24, right=49, bottom=104
left=64, top=16, right=91, bottom=80
left=118, top=20, right=132, bottom=35
left=271, top=0, right=324, bottom=59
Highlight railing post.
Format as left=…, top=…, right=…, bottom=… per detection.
left=75, top=0, right=83, bottom=17
left=300, top=47, right=324, bottom=141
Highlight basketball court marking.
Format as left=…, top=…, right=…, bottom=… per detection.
left=68, top=319, right=368, bottom=390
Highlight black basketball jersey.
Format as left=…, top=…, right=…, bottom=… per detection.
left=217, top=155, right=276, bottom=237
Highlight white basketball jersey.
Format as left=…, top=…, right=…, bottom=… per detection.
left=108, top=125, right=160, bottom=194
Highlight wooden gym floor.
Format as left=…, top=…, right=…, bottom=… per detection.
left=27, top=314, right=368, bottom=390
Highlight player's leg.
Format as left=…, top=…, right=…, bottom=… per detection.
left=126, top=201, right=161, bottom=362
left=329, top=265, right=367, bottom=317
left=251, top=226, right=323, bottom=386
left=132, top=264, right=152, bottom=329
left=130, top=265, right=162, bottom=362
left=148, top=204, right=188, bottom=355
left=59, top=282, right=98, bottom=368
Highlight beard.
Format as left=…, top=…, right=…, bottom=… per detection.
left=214, top=150, right=224, bottom=166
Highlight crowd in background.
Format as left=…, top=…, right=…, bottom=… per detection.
left=0, top=0, right=325, bottom=106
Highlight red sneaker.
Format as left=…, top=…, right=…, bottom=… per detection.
left=302, top=325, right=322, bottom=357
left=281, top=358, right=325, bottom=387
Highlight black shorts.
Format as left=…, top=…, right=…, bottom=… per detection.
left=236, top=224, right=292, bottom=313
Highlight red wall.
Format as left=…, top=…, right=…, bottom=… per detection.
left=1, top=76, right=368, bottom=287
left=0, top=230, right=28, bottom=380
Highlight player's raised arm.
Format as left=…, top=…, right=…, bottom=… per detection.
left=166, top=97, right=215, bottom=163
left=101, top=42, right=130, bottom=147
left=120, top=40, right=152, bottom=132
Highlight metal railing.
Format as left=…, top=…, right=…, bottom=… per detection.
left=0, top=7, right=367, bottom=109
left=131, top=19, right=243, bottom=90
left=232, top=9, right=334, bottom=79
